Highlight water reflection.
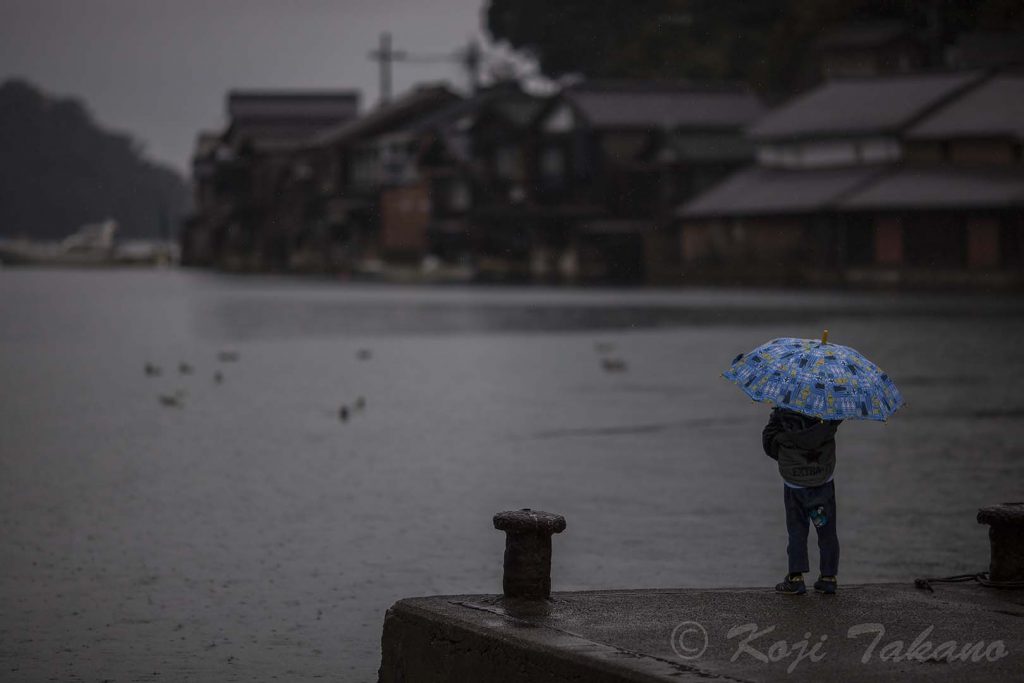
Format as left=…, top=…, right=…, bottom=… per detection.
left=199, top=288, right=1024, bottom=340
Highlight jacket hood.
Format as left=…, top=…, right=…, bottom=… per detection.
left=783, top=420, right=839, bottom=451
left=776, top=409, right=839, bottom=450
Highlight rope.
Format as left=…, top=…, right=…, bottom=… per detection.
left=914, top=571, right=1024, bottom=592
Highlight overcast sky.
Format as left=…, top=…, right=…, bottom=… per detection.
left=0, top=0, right=493, bottom=173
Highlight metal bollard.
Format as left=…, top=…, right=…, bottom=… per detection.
left=493, top=509, right=566, bottom=599
left=977, top=502, right=1024, bottom=583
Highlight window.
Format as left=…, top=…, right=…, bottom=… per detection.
left=541, top=146, right=565, bottom=181
left=840, top=215, right=874, bottom=266
left=494, top=146, right=521, bottom=181
left=757, top=138, right=901, bottom=168
left=904, top=214, right=966, bottom=268
left=543, top=105, right=574, bottom=133
left=1001, top=214, right=1024, bottom=267
left=857, top=138, right=900, bottom=164
left=448, top=180, right=470, bottom=212
left=799, top=140, right=857, bottom=167
left=757, top=145, right=802, bottom=168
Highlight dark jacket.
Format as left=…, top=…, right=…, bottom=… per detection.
left=762, top=408, right=841, bottom=488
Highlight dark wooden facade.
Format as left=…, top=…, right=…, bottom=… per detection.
left=678, top=72, right=1024, bottom=289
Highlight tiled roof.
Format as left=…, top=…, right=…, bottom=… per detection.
left=405, top=87, right=545, bottom=135
left=405, top=96, right=481, bottom=135
left=228, top=124, right=335, bottom=151
left=680, top=163, right=1024, bottom=218
left=907, top=74, right=1024, bottom=140
left=748, top=72, right=982, bottom=140
left=223, top=91, right=360, bottom=149
left=678, top=165, right=883, bottom=217
left=312, top=85, right=459, bottom=147
left=566, top=81, right=764, bottom=130
left=840, top=166, right=1024, bottom=210
left=227, top=91, right=358, bottom=123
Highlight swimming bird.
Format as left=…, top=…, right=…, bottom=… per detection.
left=159, top=391, right=185, bottom=408
left=144, top=363, right=162, bottom=377
left=339, top=405, right=350, bottom=422
left=217, top=350, right=240, bottom=363
left=214, top=371, right=224, bottom=384
left=354, top=396, right=366, bottom=411
left=178, top=362, right=193, bottom=375
left=601, top=357, right=628, bottom=373
left=356, top=349, right=372, bottom=361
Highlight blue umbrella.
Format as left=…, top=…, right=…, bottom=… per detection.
left=722, top=330, right=904, bottom=422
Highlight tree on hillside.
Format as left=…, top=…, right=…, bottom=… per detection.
left=0, top=79, right=188, bottom=240
left=485, top=0, right=1024, bottom=95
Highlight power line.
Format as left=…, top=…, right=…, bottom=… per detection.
left=368, top=32, right=482, bottom=104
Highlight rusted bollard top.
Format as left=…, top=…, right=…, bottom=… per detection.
left=977, top=502, right=1024, bottom=526
left=977, top=502, right=1024, bottom=584
left=493, top=508, right=566, bottom=534
left=494, top=509, right=566, bottom=600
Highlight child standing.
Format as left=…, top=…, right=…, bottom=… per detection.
left=762, top=407, right=842, bottom=595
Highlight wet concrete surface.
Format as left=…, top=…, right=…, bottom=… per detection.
left=387, top=584, right=1024, bottom=681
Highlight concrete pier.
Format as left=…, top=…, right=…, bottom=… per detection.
left=381, top=504, right=1024, bottom=681
left=379, top=584, right=1024, bottom=681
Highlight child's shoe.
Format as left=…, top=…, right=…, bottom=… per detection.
left=814, top=576, right=838, bottom=594
left=775, top=573, right=806, bottom=594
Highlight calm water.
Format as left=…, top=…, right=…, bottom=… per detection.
left=1, top=269, right=1023, bottom=681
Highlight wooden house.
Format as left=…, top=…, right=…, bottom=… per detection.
left=302, top=85, right=461, bottom=272
left=181, top=90, right=359, bottom=271
left=678, top=70, right=1024, bottom=288
left=522, top=81, right=763, bottom=283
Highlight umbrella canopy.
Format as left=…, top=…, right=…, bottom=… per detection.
left=722, top=332, right=904, bottom=421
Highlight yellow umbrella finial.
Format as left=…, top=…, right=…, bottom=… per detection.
left=821, top=329, right=829, bottom=344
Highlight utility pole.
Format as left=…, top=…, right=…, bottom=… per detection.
left=368, top=32, right=406, bottom=105
left=368, top=33, right=484, bottom=105
left=460, top=40, right=482, bottom=95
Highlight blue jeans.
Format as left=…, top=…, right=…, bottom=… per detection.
left=784, top=480, right=839, bottom=577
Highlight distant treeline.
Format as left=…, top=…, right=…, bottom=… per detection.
left=0, top=79, right=188, bottom=241
left=486, top=0, right=1024, bottom=95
